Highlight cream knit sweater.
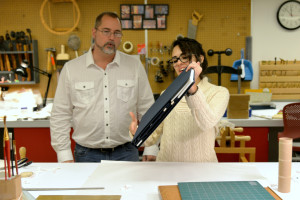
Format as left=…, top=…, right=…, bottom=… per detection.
left=144, top=77, right=229, bottom=162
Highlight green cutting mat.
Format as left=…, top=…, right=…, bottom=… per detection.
left=178, top=181, right=275, bottom=200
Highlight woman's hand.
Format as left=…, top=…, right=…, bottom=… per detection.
left=129, top=112, right=138, bottom=136
left=186, top=61, right=202, bottom=80
left=186, top=61, right=202, bottom=94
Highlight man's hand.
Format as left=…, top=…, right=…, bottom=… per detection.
left=129, top=112, right=138, bottom=136
left=142, top=155, right=156, bottom=161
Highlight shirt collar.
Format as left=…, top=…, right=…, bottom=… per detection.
left=85, top=45, right=121, bottom=68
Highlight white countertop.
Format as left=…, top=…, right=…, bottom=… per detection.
left=1, top=101, right=295, bottom=128
left=12, top=161, right=300, bottom=200
left=0, top=116, right=284, bottom=128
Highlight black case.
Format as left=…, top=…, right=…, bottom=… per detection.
left=132, top=68, right=195, bottom=148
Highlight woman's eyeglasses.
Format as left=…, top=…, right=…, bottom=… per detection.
left=168, top=54, right=191, bottom=66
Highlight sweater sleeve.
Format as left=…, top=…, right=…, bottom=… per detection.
left=185, top=85, right=229, bottom=132
left=143, top=121, right=164, bottom=147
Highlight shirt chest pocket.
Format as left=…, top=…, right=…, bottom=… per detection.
left=117, top=80, right=135, bottom=102
left=75, top=82, right=95, bottom=104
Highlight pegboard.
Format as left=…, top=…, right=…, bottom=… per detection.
left=0, top=0, right=251, bottom=97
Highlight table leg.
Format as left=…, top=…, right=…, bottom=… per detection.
left=268, top=127, right=283, bottom=162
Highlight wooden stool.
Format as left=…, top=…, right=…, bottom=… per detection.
left=215, top=127, right=256, bottom=162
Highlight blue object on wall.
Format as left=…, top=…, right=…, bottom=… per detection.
left=231, top=49, right=253, bottom=81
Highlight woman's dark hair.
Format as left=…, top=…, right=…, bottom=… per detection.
left=170, top=37, right=208, bottom=79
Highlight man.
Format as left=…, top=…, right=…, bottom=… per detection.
left=50, top=12, right=157, bottom=162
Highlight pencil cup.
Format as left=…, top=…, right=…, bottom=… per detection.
left=278, top=137, right=292, bottom=193
left=0, top=175, right=22, bottom=200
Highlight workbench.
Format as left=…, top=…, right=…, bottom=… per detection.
left=18, top=161, right=300, bottom=200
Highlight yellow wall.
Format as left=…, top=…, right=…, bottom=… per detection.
left=0, top=0, right=251, bottom=98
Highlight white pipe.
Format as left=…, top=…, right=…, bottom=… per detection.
left=144, top=0, right=149, bottom=75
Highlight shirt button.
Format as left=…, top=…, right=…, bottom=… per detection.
left=104, top=73, right=106, bottom=75
left=83, top=86, right=85, bottom=88
left=106, top=124, right=108, bottom=126
left=106, top=137, right=108, bottom=139
left=106, top=111, right=108, bottom=113
left=105, top=98, right=107, bottom=100
left=105, top=85, right=107, bottom=88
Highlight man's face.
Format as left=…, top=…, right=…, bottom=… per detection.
left=92, top=15, right=122, bottom=55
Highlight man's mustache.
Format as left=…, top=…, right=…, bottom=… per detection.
left=104, top=42, right=115, bottom=47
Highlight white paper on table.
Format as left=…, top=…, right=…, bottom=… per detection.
left=252, top=109, right=280, bottom=119
left=81, top=161, right=268, bottom=200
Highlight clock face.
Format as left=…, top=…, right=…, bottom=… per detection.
left=277, top=0, right=300, bottom=30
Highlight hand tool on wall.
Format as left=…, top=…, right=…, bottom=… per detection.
left=204, top=48, right=242, bottom=90
left=187, top=10, right=203, bottom=39
left=10, top=31, right=17, bottom=51
left=0, top=35, right=4, bottom=51
left=231, top=49, right=253, bottom=82
left=0, top=54, right=4, bottom=71
left=0, top=36, right=4, bottom=72
left=15, top=33, right=24, bottom=66
left=56, top=44, right=70, bottom=66
left=45, top=48, right=56, bottom=73
left=10, top=31, right=20, bottom=80
left=68, top=34, right=81, bottom=58
left=5, top=31, right=12, bottom=50
left=26, top=28, right=32, bottom=50
left=23, top=44, right=32, bottom=81
left=5, top=32, right=13, bottom=72
left=4, top=54, right=11, bottom=72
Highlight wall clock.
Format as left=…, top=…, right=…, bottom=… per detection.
left=277, top=0, right=300, bottom=30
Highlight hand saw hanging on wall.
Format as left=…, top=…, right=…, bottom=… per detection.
left=187, top=10, right=203, bottom=39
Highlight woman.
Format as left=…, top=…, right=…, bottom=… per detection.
left=130, top=37, right=229, bottom=162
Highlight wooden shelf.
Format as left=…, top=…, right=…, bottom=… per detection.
left=260, top=76, right=300, bottom=82
left=259, top=61, right=300, bottom=100
left=0, top=40, right=39, bottom=85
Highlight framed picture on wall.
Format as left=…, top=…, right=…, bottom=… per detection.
left=119, top=4, right=168, bottom=30
left=133, top=15, right=143, bottom=29
left=155, top=5, right=169, bottom=15
left=145, top=5, right=155, bottom=19
left=157, top=15, right=166, bottom=29
left=143, top=19, right=156, bottom=29
left=131, top=5, right=145, bottom=15
left=121, top=19, right=133, bottom=29
left=120, top=4, right=131, bottom=19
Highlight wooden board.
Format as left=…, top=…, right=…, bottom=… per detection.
left=259, top=61, right=300, bottom=100
left=36, top=195, right=121, bottom=200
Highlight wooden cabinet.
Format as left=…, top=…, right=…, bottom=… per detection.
left=12, top=127, right=269, bottom=162
left=259, top=61, right=300, bottom=100
left=13, top=128, right=75, bottom=162
left=216, top=127, right=269, bottom=162
left=0, top=40, right=39, bottom=85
